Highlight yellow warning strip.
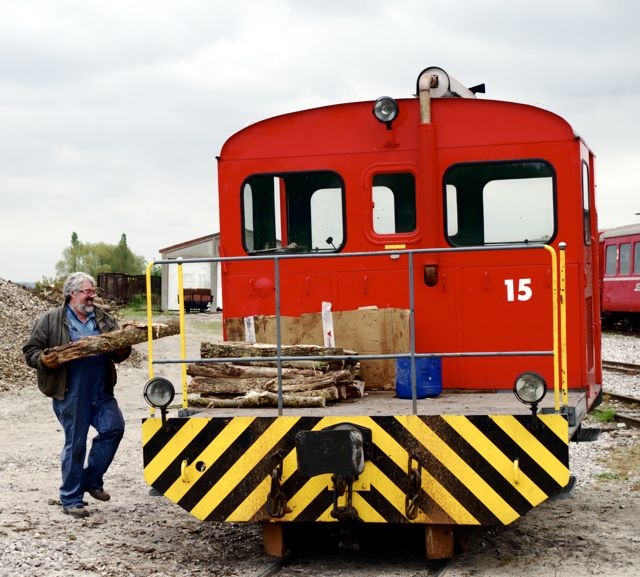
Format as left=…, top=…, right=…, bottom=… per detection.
left=164, top=417, right=255, bottom=505
left=141, top=417, right=162, bottom=445
left=143, top=418, right=211, bottom=486
left=352, top=494, right=386, bottom=522
left=443, top=415, right=548, bottom=506
left=227, top=448, right=299, bottom=521
left=397, top=415, right=520, bottom=525
left=491, top=416, right=569, bottom=486
left=538, top=413, right=569, bottom=443
left=226, top=476, right=272, bottom=522
left=190, top=417, right=300, bottom=520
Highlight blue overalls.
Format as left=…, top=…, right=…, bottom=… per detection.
left=52, top=307, right=125, bottom=508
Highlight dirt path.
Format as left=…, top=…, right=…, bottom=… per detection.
left=1, top=313, right=639, bottom=576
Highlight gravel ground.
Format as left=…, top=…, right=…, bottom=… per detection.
left=0, top=281, right=638, bottom=576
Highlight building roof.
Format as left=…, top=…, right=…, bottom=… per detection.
left=159, top=233, right=220, bottom=255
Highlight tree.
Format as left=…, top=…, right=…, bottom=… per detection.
left=55, top=233, right=147, bottom=279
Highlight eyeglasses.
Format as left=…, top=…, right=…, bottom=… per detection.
left=77, top=289, right=96, bottom=296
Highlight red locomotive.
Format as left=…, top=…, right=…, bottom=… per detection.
left=600, top=223, right=640, bottom=330
left=142, top=66, right=603, bottom=558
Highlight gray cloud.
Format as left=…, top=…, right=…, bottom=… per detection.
left=1, top=0, right=638, bottom=281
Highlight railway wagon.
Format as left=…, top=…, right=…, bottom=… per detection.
left=141, top=67, right=602, bottom=558
left=600, top=223, right=640, bottom=330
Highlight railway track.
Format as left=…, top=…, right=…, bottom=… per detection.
left=601, top=362, right=640, bottom=428
left=602, top=359, right=640, bottom=374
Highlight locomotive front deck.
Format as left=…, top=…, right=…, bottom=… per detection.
left=153, top=387, right=587, bottom=430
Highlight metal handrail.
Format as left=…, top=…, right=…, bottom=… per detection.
left=145, top=243, right=566, bottom=415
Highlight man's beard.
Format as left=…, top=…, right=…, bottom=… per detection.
left=76, top=302, right=94, bottom=315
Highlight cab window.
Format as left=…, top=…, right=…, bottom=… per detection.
left=242, top=171, right=345, bottom=253
left=372, top=173, right=416, bottom=234
left=445, top=161, right=555, bottom=245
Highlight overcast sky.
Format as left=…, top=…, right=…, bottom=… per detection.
left=2, top=0, right=638, bottom=282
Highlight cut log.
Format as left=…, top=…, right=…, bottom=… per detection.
left=264, top=371, right=352, bottom=393
left=40, top=321, right=180, bottom=369
left=186, top=362, right=319, bottom=379
left=200, top=341, right=356, bottom=360
left=190, top=390, right=326, bottom=408
left=189, top=371, right=350, bottom=396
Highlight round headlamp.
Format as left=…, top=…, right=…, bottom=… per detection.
left=373, top=96, right=399, bottom=126
left=513, top=372, right=547, bottom=405
left=144, top=377, right=175, bottom=409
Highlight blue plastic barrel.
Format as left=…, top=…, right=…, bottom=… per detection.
left=395, top=357, right=442, bottom=399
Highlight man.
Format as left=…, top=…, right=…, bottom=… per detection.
left=23, top=272, right=131, bottom=518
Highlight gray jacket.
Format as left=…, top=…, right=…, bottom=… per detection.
left=22, top=304, right=130, bottom=400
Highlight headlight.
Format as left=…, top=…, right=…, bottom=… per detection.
left=373, top=96, right=399, bottom=127
left=513, top=372, right=547, bottom=405
left=144, top=377, right=175, bottom=409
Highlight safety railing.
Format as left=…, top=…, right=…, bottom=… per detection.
left=145, top=243, right=568, bottom=416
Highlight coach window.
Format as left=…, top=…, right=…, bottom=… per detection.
left=635, top=242, right=640, bottom=274
left=445, top=161, right=554, bottom=246
left=242, top=171, right=345, bottom=254
left=605, top=245, right=617, bottom=276
left=620, top=243, right=632, bottom=275
left=372, top=173, right=416, bottom=234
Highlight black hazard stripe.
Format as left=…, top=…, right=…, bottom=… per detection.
left=145, top=418, right=230, bottom=494
left=469, top=415, right=567, bottom=496
left=177, top=417, right=277, bottom=512
left=205, top=416, right=321, bottom=521
left=378, top=417, right=502, bottom=525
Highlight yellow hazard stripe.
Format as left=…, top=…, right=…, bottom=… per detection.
left=491, top=415, right=569, bottom=486
left=143, top=418, right=210, bottom=486
left=397, top=415, right=520, bottom=525
left=191, top=417, right=300, bottom=520
left=165, top=417, right=256, bottom=505
left=538, top=413, right=569, bottom=442
left=443, top=415, right=548, bottom=505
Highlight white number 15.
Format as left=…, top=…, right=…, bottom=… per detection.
left=504, top=278, right=532, bottom=302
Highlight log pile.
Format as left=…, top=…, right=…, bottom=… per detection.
left=187, top=342, right=364, bottom=408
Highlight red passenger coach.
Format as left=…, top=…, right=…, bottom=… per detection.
left=142, top=67, right=603, bottom=558
left=600, top=223, right=640, bottom=330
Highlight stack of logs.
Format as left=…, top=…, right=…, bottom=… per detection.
left=186, top=341, right=365, bottom=408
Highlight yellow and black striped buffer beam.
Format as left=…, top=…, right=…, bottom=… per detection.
left=142, top=413, right=569, bottom=526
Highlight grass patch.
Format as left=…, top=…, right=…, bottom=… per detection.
left=592, top=407, right=616, bottom=423
left=595, top=471, right=628, bottom=482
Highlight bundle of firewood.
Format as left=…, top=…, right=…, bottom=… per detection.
left=186, top=341, right=365, bottom=408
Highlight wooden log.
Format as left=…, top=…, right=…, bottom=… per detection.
left=189, top=372, right=348, bottom=396
left=40, top=321, right=180, bottom=369
left=244, top=359, right=347, bottom=371
left=191, top=390, right=326, bottom=408
left=186, top=362, right=319, bottom=379
left=200, top=341, right=354, bottom=359
left=264, top=371, right=352, bottom=393
left=189, top=376, right=259, bottom=396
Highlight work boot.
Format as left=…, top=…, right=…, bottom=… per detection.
left=63, top=506, right=90, bottom=518
left=87, top=488, right=111, bottom=502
